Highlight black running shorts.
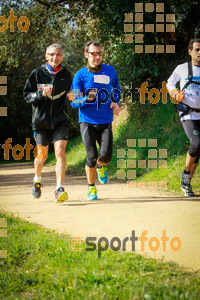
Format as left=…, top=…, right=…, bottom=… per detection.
left=182, top=119, right=200, bottom=163
left=34, top=122, right=69, bottom=146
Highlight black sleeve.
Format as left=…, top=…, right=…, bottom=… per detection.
left=66, top=70, right=72, bottom=93
left=23, top=70, right=44, bottom=104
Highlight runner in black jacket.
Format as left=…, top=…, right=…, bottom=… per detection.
left=23, top=44, right=72, bottom=203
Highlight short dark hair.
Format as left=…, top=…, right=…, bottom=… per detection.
left=188, top=38, right=200, bottom=51
left=84, top=40, right=101, bottom=52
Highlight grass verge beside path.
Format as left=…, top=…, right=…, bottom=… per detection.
left=1, top=212, right=200, bottom=299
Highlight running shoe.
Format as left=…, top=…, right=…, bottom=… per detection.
left=184, top=185, right=195, bottom=197
left=181, top=172, right=191, bottom=190
left=87, top=186, right=98, bottom=200
left=55, top=187, right=68, bottom=203
left=32, top=181, right=43, bottom=199
left=97, top=166, right=108, bottom=184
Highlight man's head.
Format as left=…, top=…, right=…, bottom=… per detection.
left=84, top=40, right=102, bottom=68
left=45, top=44, right=63, bottom=68
left=188, top=38, right=200, bottom=66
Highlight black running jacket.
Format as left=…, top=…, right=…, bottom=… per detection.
left=23, top=64, right=72, bottom=131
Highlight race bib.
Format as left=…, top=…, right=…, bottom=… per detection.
left=37, top=84, right=53, bottom=91
left=94, top=75, right=110, bottom=84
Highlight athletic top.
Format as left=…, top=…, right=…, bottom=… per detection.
left=24, top=64, right=72, bottom=130
left=167, top=62, right=200, bottom=121
left=70, top=64, right=121, bottom=124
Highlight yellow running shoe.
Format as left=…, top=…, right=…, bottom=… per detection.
left=87, top=186, right=98, bottom=200
left=55, top=187, right=68, bottom=203
left=97, top=166, right=108, bottom=184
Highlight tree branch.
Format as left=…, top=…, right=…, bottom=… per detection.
left=35, top=0, right=69, bottom=8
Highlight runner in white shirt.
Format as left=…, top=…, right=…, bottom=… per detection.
left=167, top=38, right=200, bottom=196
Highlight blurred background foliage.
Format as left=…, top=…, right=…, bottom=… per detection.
left=0, top=0, right=200, bottom=161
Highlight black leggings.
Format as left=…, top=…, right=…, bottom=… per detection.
left=80, top=122, right=113, bottom=168
left=182, top=119, right=200, bottom=163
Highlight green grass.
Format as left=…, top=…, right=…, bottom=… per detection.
left=1, top=212, right=200, bottom=299
left=138, top=154, right=200, bottom=194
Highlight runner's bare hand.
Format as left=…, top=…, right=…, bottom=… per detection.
left=176, top=90, right=185, bottom=102
left=42, top=86, right=53, bottom=97
left=110, top=102, right=120, bottom=115
left=88, top=89, right=97, bottom=101
left=67, top=92, right=75, bottom=101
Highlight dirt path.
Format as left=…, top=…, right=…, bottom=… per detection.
left=0, top=163, right=200, bottom=271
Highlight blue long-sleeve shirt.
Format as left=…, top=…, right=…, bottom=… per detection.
left=70, top=64, right=121, bottom=124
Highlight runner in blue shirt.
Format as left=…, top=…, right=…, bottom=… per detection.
left=68, top=40, right=120, bottom=200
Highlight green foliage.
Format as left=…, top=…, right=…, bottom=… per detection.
left=1, top=212, right=200, bottom=299
left=109, top=100, right=191, bottom=192
left=68, top=0, right=200, bottom=87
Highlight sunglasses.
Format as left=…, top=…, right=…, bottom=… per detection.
left=47, top=53, right=63, bottom=57
left=87, top=52, right=103, bottom=57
